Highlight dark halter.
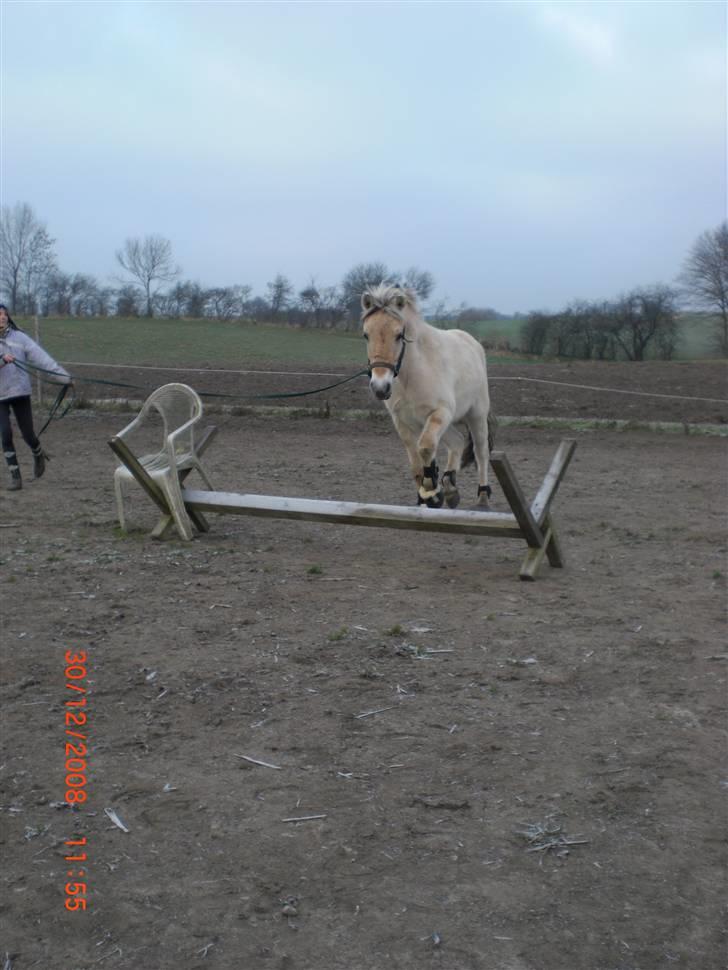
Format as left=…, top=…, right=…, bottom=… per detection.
left=367, top=327, right=408, bottom=379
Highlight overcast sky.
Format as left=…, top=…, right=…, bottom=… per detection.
left=1, top=0, right=725, bottom=314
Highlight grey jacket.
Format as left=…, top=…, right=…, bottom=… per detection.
left=0, top=329, right=71, bottom=402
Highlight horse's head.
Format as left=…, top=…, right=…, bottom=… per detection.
left=361, top=285, right=413, bottom=401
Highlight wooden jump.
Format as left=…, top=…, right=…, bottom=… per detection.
left=109, top=433, right=576, bottom=581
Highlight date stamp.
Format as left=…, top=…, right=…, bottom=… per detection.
left=63, top=649, right=89, bottom=912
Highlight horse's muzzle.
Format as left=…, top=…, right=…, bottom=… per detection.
left=369, top=371, right=393, bottom=401
left=373, top=384, right=391, bottom=401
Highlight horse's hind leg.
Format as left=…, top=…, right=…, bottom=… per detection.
left=466, top=411, right=493, bottom=508
left=441, top=425, right=466, bottom=509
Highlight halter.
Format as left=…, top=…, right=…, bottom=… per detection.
left=367, top=327, right=408, bottom=380
left=361, top=305, right=412, bottom=380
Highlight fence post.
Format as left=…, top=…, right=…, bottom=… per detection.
left=34, top=315, right=42, bottom=405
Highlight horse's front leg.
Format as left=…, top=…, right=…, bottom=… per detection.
left=416, top=408, right=452, bottom=508
left=391, top=416, right=426, bottom=503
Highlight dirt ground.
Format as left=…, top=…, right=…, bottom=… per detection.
left=0, top=360, right=726, bottom=970
left=66, top=357, right=727, bottom=427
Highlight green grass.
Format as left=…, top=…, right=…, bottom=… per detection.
left=456, top=313, right=722, bottom=359
left=451, top=317, right=527, bottom=348
left=13, top=312, right=722, bottom=371
left=673, top=313, right=721, bottom=359
left=17, top=316, right=368, bottom=368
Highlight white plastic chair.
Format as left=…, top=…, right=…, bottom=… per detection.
left=112, top=383, right=214, bottom=541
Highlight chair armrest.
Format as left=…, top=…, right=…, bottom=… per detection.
left=165, top=414, right=202, bottom=465
left=196, top=425, right=218, bottom=455
left=115, top=412, right=146, bottom=441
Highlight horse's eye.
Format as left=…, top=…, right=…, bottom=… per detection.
left=395, top=332, right=404, bottom=342
left=363, top=333, right=369, bottom=340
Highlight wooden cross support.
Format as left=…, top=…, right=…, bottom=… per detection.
left=108, top=425, right=218, bottom=540
left=109, top=429, right=575, bottom=579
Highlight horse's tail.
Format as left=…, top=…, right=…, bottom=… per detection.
left=461, top=410, right=497, bottom=468
left=487, top=410, right=498, bottom=452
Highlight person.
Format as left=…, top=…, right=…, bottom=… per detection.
left=0, top=304, right=73, bottom=491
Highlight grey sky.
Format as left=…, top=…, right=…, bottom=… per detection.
left=1, top=0, right=725, bottom=313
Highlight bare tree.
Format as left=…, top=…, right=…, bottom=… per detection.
left=206, top=285, right=252, bottom=320
left=299, top=277, right=322, bottom=327
left=400, top=267, right=435, bottom=301
left=428, top=297, right=463, bottom=330
left=115, top=234, right=180, bottom=317
left=340, top=263, right=435, bottom=328
left=610, top=286, right=679, bottom=361
left=0, top=202, right=57, bottom=312
left=521, top=311, right=552, bottom=356
left=265, top=274, right=294, bottom=319
left=116, top=284, right=142, bottom=318
left=678, top=222, right=728, bottom=355
left=318, top=286, right=346, bottom=328
left=341, top=262, right=393, bottom=328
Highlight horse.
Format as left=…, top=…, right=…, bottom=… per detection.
left=361, top=283, right=496, bottom=510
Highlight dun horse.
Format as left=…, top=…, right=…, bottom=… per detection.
left=362, top=284, right=496, bottom=510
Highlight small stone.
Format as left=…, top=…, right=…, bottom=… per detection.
left=281, top=904, right=298, bottom=917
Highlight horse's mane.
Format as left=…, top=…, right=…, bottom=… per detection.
left=361, top=283, right=419, bottom=321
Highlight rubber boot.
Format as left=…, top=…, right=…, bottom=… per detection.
left=32, top=445, right=48, bottom=479
left=7, top=466, right=22, bottom=491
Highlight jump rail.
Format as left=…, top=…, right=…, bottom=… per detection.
left=109, top=434, right=576, bottom=581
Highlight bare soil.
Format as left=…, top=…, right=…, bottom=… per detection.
left=67, top=357, right=728, bottom=426
left=0, top=360, right=726, bottom=970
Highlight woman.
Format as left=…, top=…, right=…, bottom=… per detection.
left=0, top=305, right=72, bottom=491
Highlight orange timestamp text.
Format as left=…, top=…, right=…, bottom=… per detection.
left=64, top=649, right=90, bottom=912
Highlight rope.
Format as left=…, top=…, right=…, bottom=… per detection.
left=60, top=360, right=728, bottom=407
left=10, top=357, right=727, bottom=439
left=9, top=358, right=371, bottom=433
left=63, top=361, right=348, bottom=378
left=489, top=375, right=728, bottom=405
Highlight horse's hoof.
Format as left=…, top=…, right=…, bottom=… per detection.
left=476, top=484, right=492, bottom=509
left=427, top=490, right=445, bottom=509
left=418, top=488, right=445, bottom=509
left=441, top=471, right=459, bottom=509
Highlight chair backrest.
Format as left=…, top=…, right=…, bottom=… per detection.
left=138, top=383, right=203, bottom=458
left=119, top=384, right=202, bottom=459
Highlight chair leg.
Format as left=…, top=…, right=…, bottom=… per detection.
left=160, top=470, right=194, bottom=541
left=195, top=461, right=214, bottom=491
left=114, top=476, right=127, bottom=532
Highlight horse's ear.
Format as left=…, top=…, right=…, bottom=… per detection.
left=361, top=292, right=373, bottom=312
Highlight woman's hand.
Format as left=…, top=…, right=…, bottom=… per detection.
left=2, top=353, right=15, bottom=364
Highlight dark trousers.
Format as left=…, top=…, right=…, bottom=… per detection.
left=1, top=396, right=39, bottom=467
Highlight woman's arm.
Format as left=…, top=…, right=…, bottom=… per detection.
left=18, top=332, right=72, bottom=384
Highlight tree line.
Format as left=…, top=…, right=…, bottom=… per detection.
left=520, top=286, right=681, bottom=361
left=520, top=225, right=727, bottom=359
left=1, top=201, right=725, bottom=357
left=0, top=204, right=436, bottom=331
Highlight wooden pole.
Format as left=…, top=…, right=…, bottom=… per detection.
left=180, top=489, right=524, bottom=538
left=34, top=315, right=42, bottom=405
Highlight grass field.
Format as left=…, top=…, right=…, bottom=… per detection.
left=459, top=313, right=720, bottom=360
left=13, top=312, right=723, bottom=369
left=21, top=317, right=367, bottom=367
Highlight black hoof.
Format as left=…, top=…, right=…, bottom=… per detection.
left=418, top=489, right=445, bottom=509
left=476, top=484, right=492, bottom=507
left=442, top=471, right=459, bottom=509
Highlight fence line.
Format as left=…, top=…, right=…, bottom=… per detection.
left=62, top=361, right=728, bottom=405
